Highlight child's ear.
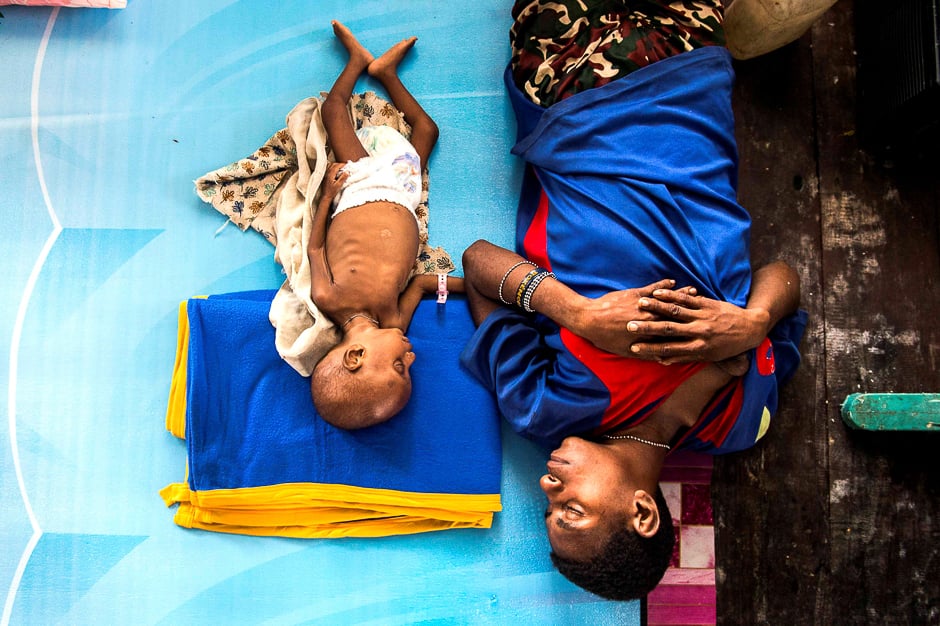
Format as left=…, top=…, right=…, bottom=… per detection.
left=342, top=345, right=365, bottom=371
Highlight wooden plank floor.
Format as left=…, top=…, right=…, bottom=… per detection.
left=714, top=1, right=940, bottom=623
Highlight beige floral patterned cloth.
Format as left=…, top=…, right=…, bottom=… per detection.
left=194, top=92, right=454, bottom=376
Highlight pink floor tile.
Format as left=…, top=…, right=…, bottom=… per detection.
left=649, top=583, right=717, bottom=605
left=647, top=599, right=716, bottom=625
left=650, top=452, right=716, bottom=626
left=662, top=481, right=682, bottom=519
left=659, top=568, right=715, bottom=586
left=679, top=526, right=715, bottom=569
left=681, top=483, right=713, bottom=525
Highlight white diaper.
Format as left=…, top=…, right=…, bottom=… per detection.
left=332, top=125, right=422, bottom=221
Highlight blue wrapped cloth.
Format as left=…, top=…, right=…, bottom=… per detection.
left=161, top=291, right=502, bottom=538
left=461, top=47, right=807, bottom=453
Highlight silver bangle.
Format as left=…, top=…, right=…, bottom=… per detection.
left=498, top=260, right=535, bottom=305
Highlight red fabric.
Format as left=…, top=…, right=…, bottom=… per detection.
left=522, top=187, right=551, bottom=269
left=560, top=330, right=706, bottom=431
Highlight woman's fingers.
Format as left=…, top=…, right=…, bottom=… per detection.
left=636, top=296, right=695, bottom=321
left=649, top=287, right=701, bottom=308
left=629, top=338, right=704, bottom=361
left=627, top=319, right=687, bottom=336
left=639, top=278, right=677, bottom=295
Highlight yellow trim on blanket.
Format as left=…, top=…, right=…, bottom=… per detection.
left=174, top=505, right=491, bottom=538
left=165, top=297, right=206, bottom=440
left=161, top=481, right=500, bottom=538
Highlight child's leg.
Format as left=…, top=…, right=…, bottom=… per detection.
left=368, top=39, right=439, bottom=167
left=323, top=21, right=372, bottom=163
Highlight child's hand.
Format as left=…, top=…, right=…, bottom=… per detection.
left=322, top=162, right=349, bottom=200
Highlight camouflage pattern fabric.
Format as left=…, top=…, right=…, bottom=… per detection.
left=510, top=0, right=725, bottom=107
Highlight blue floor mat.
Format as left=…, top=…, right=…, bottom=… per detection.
left=0, top=2, right=638, bottom=623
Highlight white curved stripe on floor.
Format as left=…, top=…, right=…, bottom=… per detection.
left=3, top=8, right=60, bottom=626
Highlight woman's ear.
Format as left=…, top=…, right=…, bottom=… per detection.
left=342, top=345, right=365, bottom=371
left=631, top=489, right=661, bottom=538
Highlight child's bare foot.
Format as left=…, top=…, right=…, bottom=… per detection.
left=332, top=20, right=374, bottom=69
left=368, top=36, right=417, bottom=80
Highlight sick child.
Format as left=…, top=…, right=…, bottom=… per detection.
left=308, top=21, right=462, bottom=429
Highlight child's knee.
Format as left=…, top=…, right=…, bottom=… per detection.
left=321, top=96, right=347, bottom=126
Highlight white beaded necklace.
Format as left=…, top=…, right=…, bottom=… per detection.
left=602, top=433, right=671, bottom=451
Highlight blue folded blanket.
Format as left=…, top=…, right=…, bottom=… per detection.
left=161, top=291, right=502, bottom=538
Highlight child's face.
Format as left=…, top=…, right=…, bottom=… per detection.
left=357, top=327, right=416, bottom=408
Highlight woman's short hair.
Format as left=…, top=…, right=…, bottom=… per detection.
left=549, top=486, right=675, bottom=600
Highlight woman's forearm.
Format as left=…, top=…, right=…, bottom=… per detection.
left=463, top=240, right=538, bottom=324
left=746, top=261, right=801, bottom=335
left=463, top=240, right=588, bottom=326
left=462, top=240, right=667, bottom=357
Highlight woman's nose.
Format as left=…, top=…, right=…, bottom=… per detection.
left=539, top=473, right=562, bottom=493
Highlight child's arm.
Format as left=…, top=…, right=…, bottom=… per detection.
left=308, top=163, right=348, bottom=306
left=396, top=273, right=464, bottom=331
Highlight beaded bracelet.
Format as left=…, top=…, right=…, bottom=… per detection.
left=498, top=260, right=536, bottom=305
left=522, top=270, right=555, bottom=313
left=515, top=269, right=540, bottom=308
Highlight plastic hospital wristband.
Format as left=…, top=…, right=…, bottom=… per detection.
left=436, top=273, right=448, bottom=304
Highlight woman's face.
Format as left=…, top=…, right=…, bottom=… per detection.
left=540, top=436, right=632, bottom=559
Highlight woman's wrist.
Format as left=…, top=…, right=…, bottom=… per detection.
left=745, top=306, right=772, bottom=348
left=531, top=279, right=589, bottom=331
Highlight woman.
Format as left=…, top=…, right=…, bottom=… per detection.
left=460, top=0, right=807, bottom=600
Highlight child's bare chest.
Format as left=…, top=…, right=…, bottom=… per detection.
left=327, top=203, right=419, bottom=291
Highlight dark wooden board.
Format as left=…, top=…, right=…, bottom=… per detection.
left=713, top=1, right=940, bottom=623
left=714, top=29, right=831, bottom=624
left=813, top=2, right=940, bottom=623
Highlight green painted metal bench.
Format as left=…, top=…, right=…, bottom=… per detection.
left=841, top=393, right=940, bottom=431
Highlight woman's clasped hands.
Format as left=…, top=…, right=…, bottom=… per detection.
left=573, top=280, right=767, bottom=374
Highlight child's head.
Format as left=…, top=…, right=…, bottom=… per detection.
left=311, top=326, right=416, bottom=430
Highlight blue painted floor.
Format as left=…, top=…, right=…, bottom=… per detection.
left=0, top=2, right=639, bottom=624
